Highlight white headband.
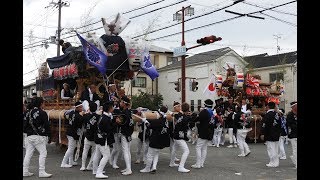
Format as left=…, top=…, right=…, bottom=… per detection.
left=75, top=104, right=82, bottom=108
left=291, top=103, right=297, bottom=107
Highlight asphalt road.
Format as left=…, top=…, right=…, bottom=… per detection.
left=23, top=133, right=297, bottom=180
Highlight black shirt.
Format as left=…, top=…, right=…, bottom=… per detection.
left=138, top=121, right=150, bottom=142
left=148, top=117, right=170, bottom=149
left=118, top=108, right=134, bottom=141
left=261, top=110, right=281, bottom=141
left=94, top=113, right=114, bottom=146
left=83, top=112, right=99, bottom=141
left=173, top=112, right=191, bottom=141
left=286, top=111, right=297, bottom=139
left=194, top=109, right=214, bottom=140
left=24, top=107, right=51, bottom=137
left=234, top=111, right=251, bottom=129
left=225, top=112, right=235, bottom=128
left=66, top=110, right=84, bottom=140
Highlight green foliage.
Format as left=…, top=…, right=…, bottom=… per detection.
left=131, top=92, right=163, bottom=111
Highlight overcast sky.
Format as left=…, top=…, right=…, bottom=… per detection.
left=23, top=0, right=297, bottom=85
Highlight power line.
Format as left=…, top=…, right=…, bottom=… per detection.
left=129, top=0, right=188, bottom=19
left=24, top=23, right=57, bottom=29
left=261, top=12, right=297, bottom=27
left=148, top=15, right=244, bottom=41
left=247, top=0, right=297, bottom=15
left=123, top=0, right=166, bottom=14
left=243, top=1, right=297, bottom=16
left=147, top=1, right=297, bottom=41
left=132, top=0, right=243, bottom=39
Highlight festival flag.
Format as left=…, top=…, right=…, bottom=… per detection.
left=141, top=49, right=159, bottom=80
left=76, top=33, right=108, bottom=74
left=203, top=75, right=217, bottom=96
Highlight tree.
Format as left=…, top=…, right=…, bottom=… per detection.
left=131, top=92, right=163, bottom=111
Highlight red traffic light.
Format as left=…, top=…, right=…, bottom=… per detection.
left=197, top=35, right=222, bottom=45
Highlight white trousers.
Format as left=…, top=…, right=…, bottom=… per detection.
left=220, top=128, right=228, bottom=145
left=136, top=139, right=149, bottom=162
left=279, top=136, right=287, bottom=159
left=213, top=128, right=222, bottom=146
left=237, top=129, right=250, bottom=155
left=144, top=147, right=160, bottom=171
left=93, top=144, right=110, bottom=174
left=266, top=141, right=279, bottom=166
left=110, top=133, right=121, bottom=166
left=228, top=128, right=237, bottom=144
left=23, top=133, right=27, bottom=149
left=173, top=139, right=189, bottom=168
left=61, top=136, right=77, bottom=165
left=195, top=138, right=208, bottom=167
left=81, top=137, right=96, bottom=168
left=289, top=138, right=297, bottom=167
left=23, top=135, right=48, bottom=172
left=120, top=135, right=132, bottom=171
left=169, top=138, right=178, bottom=164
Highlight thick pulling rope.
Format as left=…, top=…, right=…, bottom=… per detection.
left=58, top=110, right=65, bottom=144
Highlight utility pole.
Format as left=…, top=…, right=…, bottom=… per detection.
left=173, top=5, right=194, bottom=103
left=48, top=0, right=70, bottom=56
left=273, top=34, right=282, bottom=54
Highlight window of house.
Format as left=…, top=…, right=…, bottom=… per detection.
left=269, top=72, right=284, bottom=82
left=167, top=57, right=178, bottom=65
left=197, top=100, right=202, bottom=112
left=190, top=100, right=194, bottom=112
left=132, top=77, right=146, bottom=88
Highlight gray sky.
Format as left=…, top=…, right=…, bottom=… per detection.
left=23, top=0, right=297, bottom=85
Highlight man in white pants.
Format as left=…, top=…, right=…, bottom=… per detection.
left=23, top=97, right=53, bottom=178
left=234, top=106, right=251, bottom=157
left=114, top=96, right=135, bottom=175
left=286, top=101, right=297, bottom=169
left=170, top=102, right=192, bottom=173
left=80, top=102, right=99, bottom=171
left=191, top=99, right=214, bottom=169
left=92, top=101, right=114, bottom=178
left=225, top=106, right=237, bottom=148
left=135, top=121, right=149, bottom=164
left=261, top=102, right=282, bottom=167
left=168, top=102, right=181, bottom=167
left=61, top=102, right=84, bottom=168
left=278, top=108, right=287, bottom=160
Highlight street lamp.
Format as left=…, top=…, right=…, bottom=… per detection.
left=173, top=12, right=182, bottom=21
left=173, top=5, right=194, bottom=103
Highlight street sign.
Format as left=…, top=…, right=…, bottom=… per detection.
left=173, top=46, right=186, bottom=57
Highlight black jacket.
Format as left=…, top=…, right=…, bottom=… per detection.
left=118, top=108, right=134, bottom=142
left=94, top=113, right=114, bottom=146
left=138, top=122, right=150, bottom=142
left=286, top=111, right=297, bottom=139
left=261, top=110, right=281, bottom=141
left=83, top=112, right=99, bottom=141
left=213, top=115, right=224, bottom=129
left=148, top=117, right=171, bottom=149
left=234, top=112, right=251, bottom=129
left=173, top=112, right=191, bottom=141
left=66, top=110, right=84, bottom=140
left=225, top=112, right=234, bottom=129
left=80, top=88, right=101, bottom=103
left=24, top=107, right=51, bottom=138
left=195, top=109, right=214, bottom=140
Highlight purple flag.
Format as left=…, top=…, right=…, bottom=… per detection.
left=141, top=50, right=159, bottom=80
left=76, top=33, right=108, bottom=74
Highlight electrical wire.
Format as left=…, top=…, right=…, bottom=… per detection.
left=260, top=12, right=297, bottom=27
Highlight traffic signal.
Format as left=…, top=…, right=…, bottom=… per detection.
left=196, top=35, right=222, bottom=45
left=191, top=80, right=198, bottom=92
left=174, top=81, right=180, bottom=92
